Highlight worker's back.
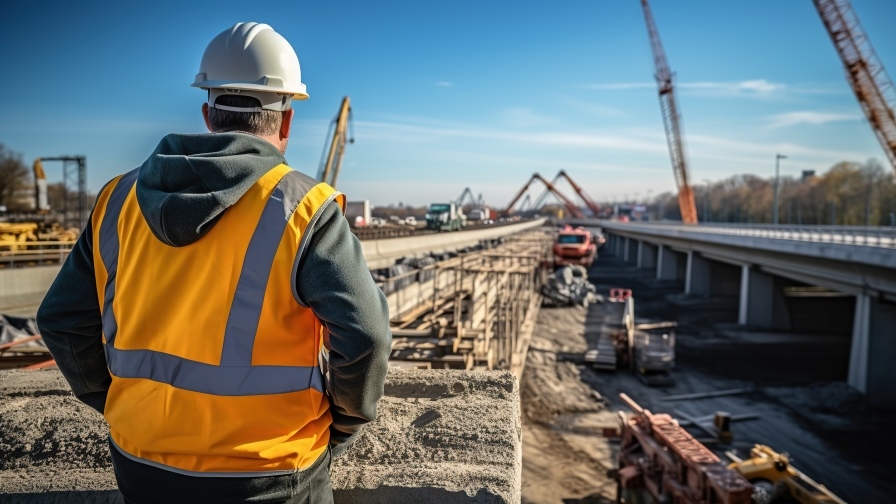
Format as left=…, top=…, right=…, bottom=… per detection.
left=94, top=153, right=342, bottom=474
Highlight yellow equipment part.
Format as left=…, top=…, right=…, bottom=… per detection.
left=727, top=445, right=846, bottom=504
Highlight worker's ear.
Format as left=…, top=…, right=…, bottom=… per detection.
left=280, top=109, right=294, bottom=140
left=202, top=103, right=212, bottom=132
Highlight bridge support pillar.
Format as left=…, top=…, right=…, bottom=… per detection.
left=685, top=251, right=710, bottom=296
left=623, top=238, right=630, bottom=263
left=737, top=266, right=789, bottom=329
left=738, top=265, right=751, bottom=325
left=656, top=245, right=680, bottom=280
left=615, top=235, right=623, bottom=258
left=850, top=294, right=896, bottom=408
left=638, top=242, right=657, bottom=270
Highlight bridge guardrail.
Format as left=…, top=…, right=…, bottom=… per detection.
left=602, top=222, right=896, bottom=249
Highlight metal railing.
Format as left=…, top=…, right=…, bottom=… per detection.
left=0, top=241, right=76, bottom=267
left=603, top=222, right=896, bottom=249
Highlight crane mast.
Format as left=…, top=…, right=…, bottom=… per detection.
left=640, top=0, right=698, bottom=224
left=317, top=97, right=353, bottom=188
left=813, top=0, right=896, bottom=172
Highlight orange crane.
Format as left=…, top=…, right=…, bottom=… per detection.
left=317, top=97, right=353, bottom=188
left=813, top=0, right=896, bottom=172
left=639, top=0, right=698, bottom=224
left=556, top=170, right=601, bottom=217
left=502, top=173, right=585, bottom=218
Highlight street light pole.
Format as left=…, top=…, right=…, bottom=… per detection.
left=773, top=154, right=787, bottom=225
left=702, top=179, right=711, bottom=223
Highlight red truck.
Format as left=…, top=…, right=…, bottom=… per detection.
left=553, top=225, right=599, bottom=268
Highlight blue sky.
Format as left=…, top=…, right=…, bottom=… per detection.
left=2, top=0, right=895, bottom=207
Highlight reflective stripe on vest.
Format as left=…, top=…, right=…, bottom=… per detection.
left=98, top=169, right=327, bottom=396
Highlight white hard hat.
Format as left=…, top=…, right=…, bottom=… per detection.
left=192, top=22, right=308, bottom=111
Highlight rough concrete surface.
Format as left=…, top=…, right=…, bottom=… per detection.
left=1, top=369, right=521, bottom=503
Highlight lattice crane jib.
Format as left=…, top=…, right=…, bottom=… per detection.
left=814, top=0, right=896, bottom=172
left=640, top=0, right=698, bottom=224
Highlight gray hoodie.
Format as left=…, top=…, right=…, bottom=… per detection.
left=37, top=132, right=391, bottom=457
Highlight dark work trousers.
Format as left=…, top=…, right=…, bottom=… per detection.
left=111, top=442, right=333, bottom=504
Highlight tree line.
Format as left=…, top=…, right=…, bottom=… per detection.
left=652, top=159, right=896, bottom=226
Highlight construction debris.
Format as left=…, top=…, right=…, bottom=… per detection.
left=541, top=265, right=602, bottom=307
left=0, top=315, right=52, bottom=370
left=613, top=393, right=753, bottom=503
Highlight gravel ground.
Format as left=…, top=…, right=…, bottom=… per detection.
left=1, top=369, right=521, bottom=503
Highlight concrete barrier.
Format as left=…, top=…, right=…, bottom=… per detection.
left=1, top=368, right=521, bottom=503
left=362, top=219, right=547, bottom=269
left=0, top=266, right=61, bottom=298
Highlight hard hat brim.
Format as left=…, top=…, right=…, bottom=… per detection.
left=192, top=80, right=308, bottom=100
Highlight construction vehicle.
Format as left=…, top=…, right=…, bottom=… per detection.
left=502, top=173, right=585, bottom=218
left=813, top=0, right=896, bottom=174
left=612, top=393, right=753, bottom=503
left=639, top=0, right=699, bottom=224
left=726, top=445, right=847, bottom=504
left=584, top=289, right=676, bottom=385
left=553, top=225, right=597, bottom=268
left=316, top=96, right=353, bottom=188
left=426, top=202, right=463, bottom=232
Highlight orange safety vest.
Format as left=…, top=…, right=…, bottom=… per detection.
left=91, top=163, right=345, bottom=476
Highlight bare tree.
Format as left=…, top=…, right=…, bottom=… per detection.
left=0, top=144, right=30, bottom=211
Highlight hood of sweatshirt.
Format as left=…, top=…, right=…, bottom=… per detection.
left=135, top=132, right=286, bottom=247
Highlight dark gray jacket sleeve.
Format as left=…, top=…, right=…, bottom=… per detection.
left=36, top=218, right=110, bottom=414
left=296, top=202, right=391, bottom=456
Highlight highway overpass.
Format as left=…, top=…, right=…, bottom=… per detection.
left=595, top=221, right=896, bottom=409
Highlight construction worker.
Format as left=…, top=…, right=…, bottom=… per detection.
left=36, top=22, right=391, bottom=503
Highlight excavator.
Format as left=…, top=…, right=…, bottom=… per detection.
left=316, top=97, right=353, bottom=189
left=502, top=173, right=585, bottom=219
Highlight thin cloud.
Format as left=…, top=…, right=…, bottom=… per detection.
left=682, top=79, right=784, bottom=94
left=499, top=108, right=558, bottom=128
left=584, top=79, right=788, bottom=97
left=584, top=83, right=654, bottom=91
left=435, top=81, right=453, bottom=87
left=768, top=111, right=861, bottom=128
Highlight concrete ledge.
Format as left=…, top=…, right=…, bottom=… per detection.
left=1, top=369, right=520, bottom=503
left=362, top=219, right=547, bottom=269
left=0, top=266, right=61, bottom=298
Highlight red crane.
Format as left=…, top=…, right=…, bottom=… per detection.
left=556, top=170, right=601, bottom=217
left=639, top=0, right=698, bottom=224
left=814, top=0, right=896, bottom=172
left=502, top=173, right=585, bottom=218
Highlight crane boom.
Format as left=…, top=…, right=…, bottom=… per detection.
left=502, top=173, right=585, bottom=218
left=317, top=97, right=353, bottom=188
left=557, top=170, right=601, bottom=217
left=640, top=0, right=698, bottom=224
left=813, top=0, right=896, bottom=172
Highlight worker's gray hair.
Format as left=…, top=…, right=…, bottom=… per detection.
left=207, top=95, right=282, bottom=136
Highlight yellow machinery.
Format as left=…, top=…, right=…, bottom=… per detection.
left=726, top=445, right=846, bottom=504
left=317, top=97, right=353, bottom=189
left=32, top=158, right=49, bottom=212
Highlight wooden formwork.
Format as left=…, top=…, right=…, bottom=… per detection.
left=387, top=231, right=553, bottom=378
